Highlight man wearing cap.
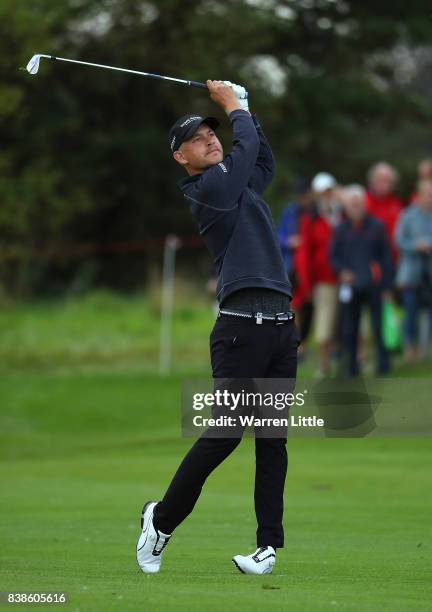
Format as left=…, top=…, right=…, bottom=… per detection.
left=293, top=172, right=341, bottom=377
left=136, top=80, right=299, bottom=575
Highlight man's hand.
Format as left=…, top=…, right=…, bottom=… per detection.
left=340, top=269, right=354, bottom=284
left=287, top=234, right=301, bottom=248
left=416, top=239, right=432, bottom=254
left=224, top=81, right=249, bottom=112
left=206, top=80, right=243, bottom=116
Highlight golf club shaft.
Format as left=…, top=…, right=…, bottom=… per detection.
left=46, top=55, right=208, bottom=89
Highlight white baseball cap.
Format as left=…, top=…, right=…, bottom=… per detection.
left=312, top=172, right=337, bottom=193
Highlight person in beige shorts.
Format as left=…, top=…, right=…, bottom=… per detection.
left=293, top=172, right=342, bottom=375
left=313, top=281, right=339, bottom=359
left=311, top=173, right=341, bottom=376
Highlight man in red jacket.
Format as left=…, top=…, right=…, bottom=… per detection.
left=366, top=162, right=403, bottom=261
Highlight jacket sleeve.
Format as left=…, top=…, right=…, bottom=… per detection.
left=292, top=215, right=313, bottom=309
left=329, top=226, right=345, bottom=276
left=277, top=205, right=295, bottom=254
left=182, top=110, right=260, bottom=210
left=247, top=114, right=276, bottom=195
left=376, top=224, right=394, bottom=289
left=395, top=210, right=417, bottom=252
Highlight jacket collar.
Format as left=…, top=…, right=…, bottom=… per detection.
left=348, top=213, right=371, bottom=229
left=177, top=173, right=201, bottom=191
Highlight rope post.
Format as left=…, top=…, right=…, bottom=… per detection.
left=159, top=235, right=180, bottom=375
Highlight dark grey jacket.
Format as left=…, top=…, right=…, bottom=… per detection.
left=178, top=110, right=292, bottom=305
left=330, top=215, right=393, bottom=290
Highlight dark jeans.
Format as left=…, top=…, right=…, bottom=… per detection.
left=340, top=289, right=390, bottom=377
left=402, top=287, right=432, bottom=347
left=402, top=288, right=421, bottom=344
left=299, top=300, right=314, bottom=343
left=153, top=315, right=299, bottom=549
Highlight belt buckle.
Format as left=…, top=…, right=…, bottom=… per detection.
left=275, top=312, right=289, bottom=325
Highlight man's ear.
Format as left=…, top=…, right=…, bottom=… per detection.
left=173, top=149, right=188, bottom=167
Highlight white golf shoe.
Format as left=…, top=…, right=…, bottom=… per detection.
left=136, top=501, right=171, bottom=574
left=232, top=546, right=276, bottom=575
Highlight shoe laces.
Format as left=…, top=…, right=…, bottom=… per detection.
left=152, top=531, right=171, bottom=556
left=252, top=546, right=274, bottom=562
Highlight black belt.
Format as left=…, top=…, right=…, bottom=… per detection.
left=218, top=308, right=295, bottom=325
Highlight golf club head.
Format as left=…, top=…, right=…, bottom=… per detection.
left=26, top=54, right=52, bottom=75
left=26, top=54, right=41, bottom=74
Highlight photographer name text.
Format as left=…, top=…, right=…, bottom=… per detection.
left=192, top=415, right=324, bottom=428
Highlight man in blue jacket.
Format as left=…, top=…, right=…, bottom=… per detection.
left=278, top=178, right=313, bottom=278
left=330, top=184, right=392, bottom=377
left=136, top=81, right=298, bottom=575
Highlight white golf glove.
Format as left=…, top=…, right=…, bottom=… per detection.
left=224, top=80, right=249, bottom=112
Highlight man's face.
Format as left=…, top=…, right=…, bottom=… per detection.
left=417, top=180, right=432, bottom=210
left=418, top=160, right=432, bottom=181
left=370, top=168, right=395, bottom=197
left=173, top=124, right=223, bottom=173
left=316, top=187, right=334, bottom=203
left=315, top=187, right=336, bottom=210
left=344, top=193, right=365, bottom=221
left=298, top=189, right=313, bottom=208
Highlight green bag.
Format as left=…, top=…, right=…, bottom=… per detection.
left=382, top=301, right=402, bottom=351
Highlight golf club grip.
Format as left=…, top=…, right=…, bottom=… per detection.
left=189, top=80, right=208, bottom=89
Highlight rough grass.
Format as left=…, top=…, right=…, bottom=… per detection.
left=1, top=289, right=430, bottom=378
left=0, top=290, right=215, bottom=373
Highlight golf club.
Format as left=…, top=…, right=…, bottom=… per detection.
left=26, top=54, right=208, bottom=89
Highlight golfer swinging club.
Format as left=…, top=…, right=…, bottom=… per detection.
left=137, top=80, right=298, bottom=575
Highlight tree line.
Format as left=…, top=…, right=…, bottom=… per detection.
left=1, top=0, right=431, bottom=295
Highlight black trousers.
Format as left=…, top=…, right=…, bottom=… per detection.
left=340, top=289, right=390, bottom=377
left=153, top=315, right=299, bottom=549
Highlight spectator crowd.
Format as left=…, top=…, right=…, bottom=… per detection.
left=278, top=159, right=432, bottom=377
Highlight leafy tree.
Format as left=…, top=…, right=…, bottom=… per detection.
left=1, top=0, right=431, bottom=294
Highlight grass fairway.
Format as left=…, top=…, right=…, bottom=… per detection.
left=1, top=371, right=431, bottom=611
